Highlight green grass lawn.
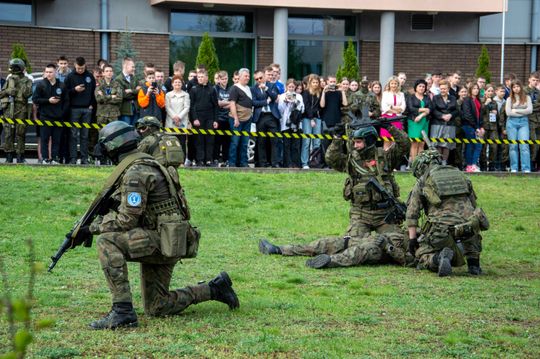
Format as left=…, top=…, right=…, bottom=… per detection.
left=0, top=166, right=539, bottom=358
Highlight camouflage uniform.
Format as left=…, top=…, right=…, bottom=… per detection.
left=406, top=162, right=486, bottom=273
left=88, top=155, right=213, bottom=315
left=279, top=231, right=411, bottom=267
left=350, top=90, right=380, bottom=121
left=137, top=117, right=185, bottom=168
left=0, top=69, right=32, bottom=161
left=525, top=86, right=540, bottom=168
left=95, top=78, right=123, bottom=125
left=325, top=126, right=409, bottom=237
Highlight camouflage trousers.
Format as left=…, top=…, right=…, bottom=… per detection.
left=280, top=235, right=385, bottom=267
left=415, top=223, right=482, bottom=272
left=346, top=205, right=401, bottom=237
left=96, top=228, right=211, bottom=316
left=3, top=123, right=26, bottom=154
left=279, top=235, right=406, bottom=267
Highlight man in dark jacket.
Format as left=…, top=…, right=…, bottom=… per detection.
left=32, top=63, right=70, bottom=164
left=251, top=67, right=281, bottom=167
left=65, top=57, right=96, bottom=164
left=189, top=69, right=218, bottom=166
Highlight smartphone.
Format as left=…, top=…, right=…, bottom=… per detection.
left=151, top=82, right=157, bottom=88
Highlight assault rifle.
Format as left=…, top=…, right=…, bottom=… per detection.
left=48, top=185, right=117, bottom=272
left=324, top=113, right=406, bottom=138
left=366, top=177, right=407, bottom=224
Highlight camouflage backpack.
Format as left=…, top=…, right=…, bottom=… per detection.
left=422, top=164, right=470, bottom=206
left=148, top=133, right=185, bottom=168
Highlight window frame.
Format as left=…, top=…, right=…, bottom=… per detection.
left=0, top=0, right=33, bottom=25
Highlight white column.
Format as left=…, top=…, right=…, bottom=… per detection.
left=273, top=8, right=288, bottom=82
left=379, top=11, right=395, bottom=83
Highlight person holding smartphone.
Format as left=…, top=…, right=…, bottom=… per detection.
left=32, top=63, right=70, bottom=164
left=137, top=70, right=165, bottom=122
left=65, top=56, right=96, bottom=164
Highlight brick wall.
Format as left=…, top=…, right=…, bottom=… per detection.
left=0, top=25, right=100, bottom=73
left=257, top=38, right=273, bottom=70
left=109, top=32, right=169, bottom=73
left=361, top=42, right=532, bottom=85
left=0, top=25, right=169, bottom=75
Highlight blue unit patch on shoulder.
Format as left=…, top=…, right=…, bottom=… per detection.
left=127, top=192, right=142, bottom=207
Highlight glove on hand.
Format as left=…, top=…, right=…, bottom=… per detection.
left=408, top=238, right=419, bottom=256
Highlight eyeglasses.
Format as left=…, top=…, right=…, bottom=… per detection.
left=255, top=77, right=263, bottom=81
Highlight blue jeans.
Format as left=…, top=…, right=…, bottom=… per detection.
left=119, top=115, right=136, bottom=126
left=301, top=118, right=322, bottom=167
left=506, top=116, right=531, bottom=172
left=228, top=118, right=251, bottom=167
left=462, top=125, right=482, bottom=166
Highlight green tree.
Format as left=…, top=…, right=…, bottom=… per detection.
left=113, top=32, right=144, bottom=81
left=336, top=39, right=359, bottom=81
left=10, top=43, right=31, bottom=73
left=196, top=32, right=220, bottom=81
left=475, top=45, right=492, bottom=83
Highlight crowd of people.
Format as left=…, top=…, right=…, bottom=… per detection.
left=1, top=55, right=539, bottom=173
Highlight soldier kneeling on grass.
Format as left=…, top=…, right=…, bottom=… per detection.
left=406, top=149, right=490, bottom=277
left=259, top=230, right=414, bottom=269
left=79, top=121, right=238, bottom=330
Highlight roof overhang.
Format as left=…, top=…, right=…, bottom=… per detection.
left=150, top=0, right=506, bottom=13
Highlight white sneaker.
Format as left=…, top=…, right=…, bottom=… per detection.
left=302, top=165, right=310, bottom=169
left=472, top=165, right=481, bottom=172
left=524, top=170, right=531, bottom=173
left=511, top=169, right=517, bottom=173
left=50, top=160, right=59, bottom=165
left=184, top=159, right=192, bottom=167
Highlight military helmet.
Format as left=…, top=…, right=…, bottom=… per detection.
left=9, top=58, right=25, bottom=73
left=136, top=116, right=161, bottom=130
left=351, top=126, right=378, bottom=150
left=98, top=121, right=140, bottom=164
left=411, top=149, right=442, bottom=178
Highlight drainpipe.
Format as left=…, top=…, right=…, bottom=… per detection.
left=100, top=0, right=109, bottom=61
left=532, top=0, right=539, bottom=72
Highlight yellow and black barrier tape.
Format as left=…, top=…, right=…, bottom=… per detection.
left=2, top=116, right=540, bottom=145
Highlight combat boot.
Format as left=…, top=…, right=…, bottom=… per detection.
left=258, top=239, right=282, bottom=255
left=89, top=302, right=138, bottom=330
left=305, top=254, right=332, bottom=269
left=16, top=155, right=26, bottom=164
left=5, top=153, right=14, bottom=163
left=208, top=272, right=239, bottom=310
left=467, top=258, right=482, bottom=275
left=437, top=247, right=454, bottom=277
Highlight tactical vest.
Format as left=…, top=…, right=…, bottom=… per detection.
left=147, top=133, right=185, bottom=168
left=422, top=164, right=470, bottom=206
left=344, top=147, right=400, bottom=206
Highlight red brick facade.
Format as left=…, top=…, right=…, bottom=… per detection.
left=361, top=42, right=531, bottom=85
left=0, top=24, right=531, bottom=84
left=0, top=25, right=169, bottom=75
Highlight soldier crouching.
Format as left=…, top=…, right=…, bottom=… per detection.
left=406, top=150, right=489, bottom=277
left=80, top=121, right=238, bottom=330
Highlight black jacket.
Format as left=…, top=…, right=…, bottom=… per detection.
left=32, top=79, right=69, bottom=120
left=64, top=70, right=96, bottom=108
left=461, top=97, right=483, bottom=129
left=431, top=94, right=459, bottom=126
left=406, top=94, right=432, bottom=121
left=189, top=82, right=218, bottom=121
left=302, top=91, right=321, bottom=119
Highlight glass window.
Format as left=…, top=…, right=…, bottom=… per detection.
left=170, top=35, right=254, bottom=81
left=288, top=16, right=355, bottom=37
left=171, top=11, right=253, bottom=33
left=0, top=1, right=32, bottom=23
left=288, top=40, right=357, bottom=80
